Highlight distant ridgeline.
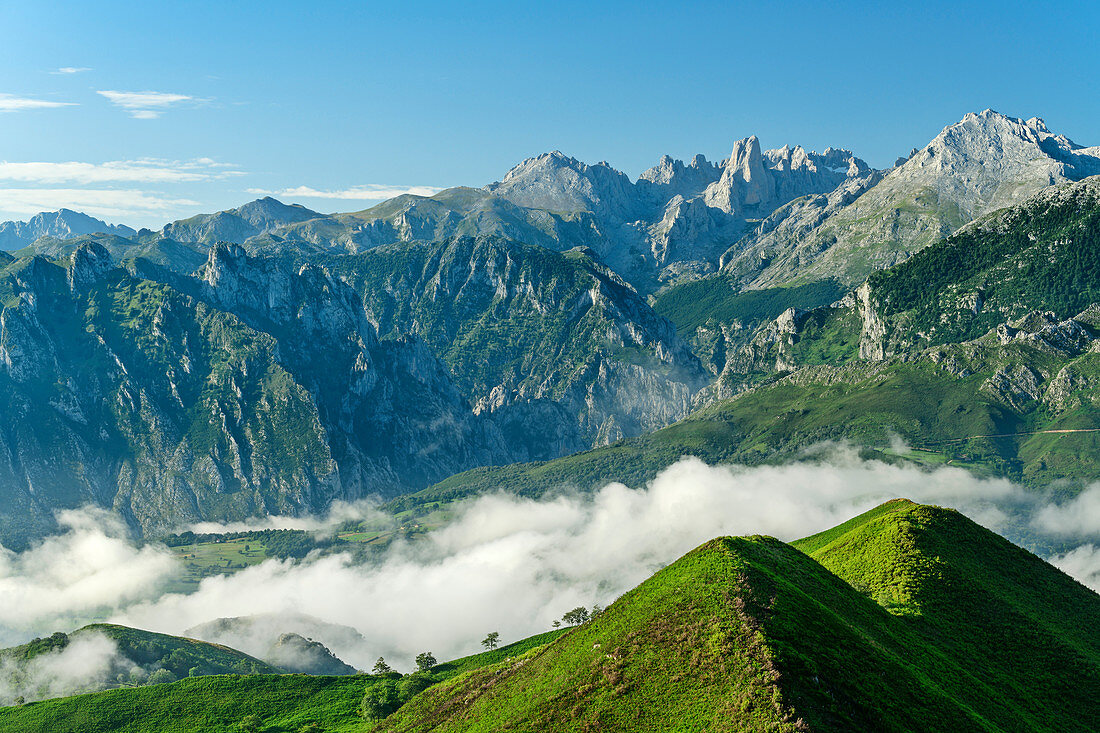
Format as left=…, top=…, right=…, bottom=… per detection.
left=1, top=111, right=1100, bottom=544
left=2, top=501, right=1098, bottom=731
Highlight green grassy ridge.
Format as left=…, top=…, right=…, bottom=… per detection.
left=376, top=537, right=809, bottom=732
left=379, top=500, right=1100, bottom=732
left=794, top=500, right=1100, bottom=729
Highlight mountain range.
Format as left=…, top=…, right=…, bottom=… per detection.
left=2, top=110, right=1100, bottom=547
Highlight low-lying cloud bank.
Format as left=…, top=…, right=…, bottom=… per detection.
left=3, top=449, right=1100, bottom=685
left=0, top=631, right=124, bottom=706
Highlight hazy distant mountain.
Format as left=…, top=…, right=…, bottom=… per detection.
left=185, top=613, right=365, bottom=675
left=0, top=209, right=136, bottom=251
left=156, top=196, right=321, bottom=246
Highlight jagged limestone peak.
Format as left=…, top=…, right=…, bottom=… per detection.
left=66, top=240, right=115, bottom=291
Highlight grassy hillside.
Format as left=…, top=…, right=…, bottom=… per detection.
left=793, top=499, right=1100, bottom=729
left=378, top=536, right=817, bottom=732
left=0, top=623, right=280, bottom=700
left=377, top=500, right=1100, bottom=732
left=869, top=178, right=1100, bottom=345
left=0, top=674, right=367, bottom=733
left=653, top=276, right=845, bottom=335
left=0, top=627, right=567, bottom=732
left=391, top=355, right=1100, bottom=516
left=4, top=503, right=1097, bottom=731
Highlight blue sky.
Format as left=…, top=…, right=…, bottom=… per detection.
left=0, top=0, right=1097, bottom=228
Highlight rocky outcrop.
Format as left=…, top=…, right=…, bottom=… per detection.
left=637, top=154, right=722, bottom=202
left=67, top=241, right=115, bottom=291
left=982, top=363, right=1044, bottom=411
left=703, top=137, right=868, bottom=218
left=996, top=311, right=1096, bottom=356
left=720, top=169, right=886, bottom=277
left=647, top=195, right=743, bottom=273
left=857, top=282, right=887, bottom=361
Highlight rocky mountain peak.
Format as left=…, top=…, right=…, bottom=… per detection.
left=884, top=109, right=1100, bottom=220
left=233, top=197, right=321, bottom=227
left=637, top=152, right=722, bottom=201
left=485, top=150, right=639, bottom=220
left=638, top=154, right=679, bottom=185
left=66, top=241, right=115, bottom=291
left=702, top=136, right=867, bottom=218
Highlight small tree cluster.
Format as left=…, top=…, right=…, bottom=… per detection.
left=360, top=671, right=438, bottom=721
left=561, top=606, right=590, bottom=626
left=415, top=651, right=437, bottom=672
left=360, top=679, right=401, bottom=720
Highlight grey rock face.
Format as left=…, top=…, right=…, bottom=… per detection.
left=331, top=236, right=710, bottom=460
left=485, top=151, right=642, bottom=222
left=67, top=241, right=115, bottom=292
left=703, top=137, right=868, bottom=218
left=982, top=363, right=1044, bottom=411
left=0, top=254, right=344, bottom=545
left=719, top=170, right=887, bottom=277
left=724, top=110, right=1100, bottom=289
left=637, top=153, right=722, bottom=202
left=194, top=243, right=511, bottom=494
left=0, top=244, right=522, bottom=547
left=857, top=282, right=888, bottom=361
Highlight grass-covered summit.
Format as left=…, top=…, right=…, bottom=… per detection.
left=377, top=500, right=1100, bottom=732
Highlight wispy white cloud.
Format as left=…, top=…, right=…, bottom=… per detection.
left=0, top=188, right=200, bottom=221
left=96, top=90, right=198, bottom=119
left=247, top=184, right=445, bottom=201
left=0, top=158, right=243, bottom=185
left=0, top=94, right=75, bottom=111
left=51, top=67, right=92, bottom=75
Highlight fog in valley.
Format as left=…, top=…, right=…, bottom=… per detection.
left=3, top=446, right=1100, bottom=701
